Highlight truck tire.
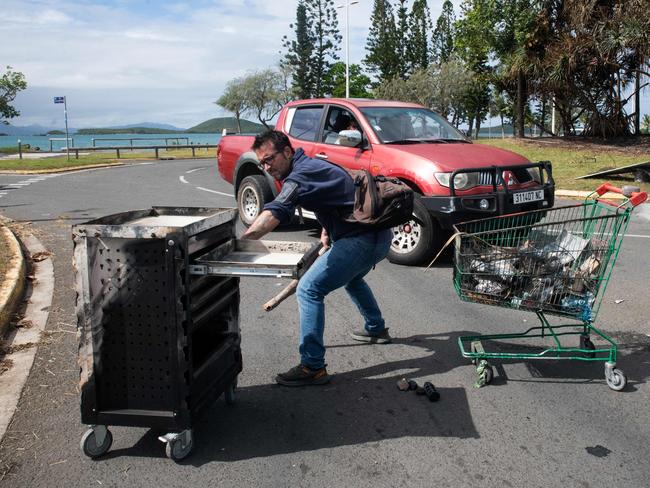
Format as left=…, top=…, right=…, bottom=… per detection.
left=387, top=198, right=443, bottom=266
left=237, top=175, right=273, bottom=227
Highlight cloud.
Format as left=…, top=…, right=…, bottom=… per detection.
left=2, top=0, right=648, bottom=129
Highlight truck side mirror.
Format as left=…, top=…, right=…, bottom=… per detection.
left=337, top=130, right=363, bottom=148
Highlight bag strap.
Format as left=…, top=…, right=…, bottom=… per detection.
left=424, top=231, right=462, bottom=270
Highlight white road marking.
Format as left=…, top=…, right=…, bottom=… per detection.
left=196, top=186, right=234, bottom=197
left=179, top=176, right=189, bottom=184
left=186, top=167, right=207, bottom=174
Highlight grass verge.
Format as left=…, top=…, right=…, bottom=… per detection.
left=0, top=147, right=215, bottom=171
left=0, top=227, right=10, bottom=281
left=478, top=137, right=650, bottom=193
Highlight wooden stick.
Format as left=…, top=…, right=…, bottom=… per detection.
left=263, top=279, right=299, bottom=311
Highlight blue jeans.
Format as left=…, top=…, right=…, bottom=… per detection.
left=296, top=229, right=392, bottom=369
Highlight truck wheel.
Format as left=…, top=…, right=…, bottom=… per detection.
left=387, top=198, right=442, bottom=266
left=237, top=175, right=273, bottom=227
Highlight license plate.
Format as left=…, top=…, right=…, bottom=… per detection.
left=513, top=189, right=544, bottom=205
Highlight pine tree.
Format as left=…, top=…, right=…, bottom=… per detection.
left=305, top=0, right=342, bottom=97
left=431, top=0, right=455, bottom=65
left=395, top=0, right=409, bottom=78
left=282, top=2, right=315, bottom=99
left=407, top=0, right=433, bottom=74
left=363, top=0, right=400, bottom=82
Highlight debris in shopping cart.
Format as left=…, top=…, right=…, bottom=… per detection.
left=423, top=382, right=440, bottom=402
left=396, top=378, right=410, bottom=391
left=560, top=292, right=595, bottom=320
left=470, top=258, right=517, bottom=281
left=475, top=279, right=507, bottom=295
left=614, top=299, right=625, bottom=304
left=524, top=277, right=555, bottom=302
left=539, top=228, right=589, bottom=265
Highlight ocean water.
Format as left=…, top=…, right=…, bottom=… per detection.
left=0, top=132, right=221, bottom=150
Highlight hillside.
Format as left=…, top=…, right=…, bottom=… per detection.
left=186, top=117, right=265, bottom=134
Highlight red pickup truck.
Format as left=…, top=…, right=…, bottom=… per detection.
left=217, top=98, right=554, bottom=265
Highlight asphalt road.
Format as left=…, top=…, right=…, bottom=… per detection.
left=0, top=159, right=649, bottom=487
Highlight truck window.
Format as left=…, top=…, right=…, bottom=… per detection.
left=288, top=106, right=324, bottom=142
left=322, top=107, right=361, bottom=145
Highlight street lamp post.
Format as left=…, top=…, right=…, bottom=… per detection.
left=337, top=0, right=359, bottom=99
left=53, top=96, right=70, bottom=161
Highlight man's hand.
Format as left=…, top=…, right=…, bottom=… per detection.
left=320, top=227, right=330, bottom=250
left=241, top=210, right=280, bottom=240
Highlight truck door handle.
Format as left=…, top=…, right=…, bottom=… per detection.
left=315, top=153, right=328, bottom=160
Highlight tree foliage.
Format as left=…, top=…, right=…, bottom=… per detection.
left=306, top=0, right=342, bottom=97
left=406, top=0, right=433, bottom=74
left=324, top=62, right=373, bottom=98
left=282, top=1, right=315, bottom=99
left=217, top=67, right=295, bottom=131
left=282, top=0, right=341, bottom=98
left=364, top=0, right=400, bottom=81
left=1, top=66, right=27, bottom=124
left=216, top=77, right=249, bottom=133
left=431, top=0, right=456, bottom=65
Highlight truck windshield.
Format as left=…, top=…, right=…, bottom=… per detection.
left=359, top=107, right=467, bottom=144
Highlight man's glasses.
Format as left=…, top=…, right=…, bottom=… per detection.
left=259, top=151, right=281, bottom=167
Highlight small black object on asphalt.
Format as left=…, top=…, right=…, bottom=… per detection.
left=423, top=382, right=440, bottom=402
left=408, top=380, right=418, bottom=390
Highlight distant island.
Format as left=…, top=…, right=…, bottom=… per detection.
left=76, top=127, right=179, bottom=135
left=75, top=117, right=265, bottom=135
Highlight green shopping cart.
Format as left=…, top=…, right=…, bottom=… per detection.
left=453, top=183, right=647, bottom=390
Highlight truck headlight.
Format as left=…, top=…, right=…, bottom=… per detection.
left=435, top=172, right=474, bottom=190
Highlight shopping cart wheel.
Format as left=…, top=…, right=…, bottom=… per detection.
left=605, top=368, right=627, bottom=391
left=580, top=335, right=596, bottom=359
left=80, top=426, right=113, bottom=458
left=162, top=430, right=193, bottom=462
left=224, top=379, right=237, bottom=405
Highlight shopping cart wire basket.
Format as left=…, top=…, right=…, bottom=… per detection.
left=452, top=183, right=647, bottom=390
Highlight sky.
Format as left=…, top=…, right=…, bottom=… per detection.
left=2, top=0, right=649, bottom=130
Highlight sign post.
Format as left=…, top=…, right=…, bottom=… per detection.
left=54, top=96, right=70, bottom=161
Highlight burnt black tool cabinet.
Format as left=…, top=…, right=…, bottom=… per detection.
left=73, top=207, right=319, bottom=462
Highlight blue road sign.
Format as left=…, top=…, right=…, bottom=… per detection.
left=54, top=96, right=65, bottom=104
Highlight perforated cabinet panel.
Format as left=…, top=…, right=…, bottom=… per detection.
left=88, top=237, right=177, bottom=411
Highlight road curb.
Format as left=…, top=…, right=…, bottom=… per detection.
left=0, top=232, right=54, bottom=442
left=0, top=156, right=210, bottom=175
left=0, top=161, right=127, bottom=175
left=0, top=224, right=26, bottom=337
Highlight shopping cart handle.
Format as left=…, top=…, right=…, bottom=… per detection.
left=595, top=183, right=648, bottom=207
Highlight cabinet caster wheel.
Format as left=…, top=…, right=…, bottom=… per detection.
left=606, top=368, right=626, bottom=391
left=81, top=426, right=113, bottom=458
left=160, top=430, right=193, bottom=462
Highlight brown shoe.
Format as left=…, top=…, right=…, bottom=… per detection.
left=275, top=364, right=331, bottom=387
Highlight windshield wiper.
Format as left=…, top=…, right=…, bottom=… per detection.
left=435, top=138, right=471, bottom=143
left=383, top=138, right=424, bottom=144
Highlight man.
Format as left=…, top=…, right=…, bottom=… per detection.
left=241, top=130, right=392, bottom=387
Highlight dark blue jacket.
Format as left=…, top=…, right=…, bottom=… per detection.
left=264, top=148, right=367, bottom=241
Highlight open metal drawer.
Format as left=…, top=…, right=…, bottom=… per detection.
left=189, top=239, right=322, bottom=278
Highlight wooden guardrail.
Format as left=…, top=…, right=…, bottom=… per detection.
left=65, top=144, right=218, bottom=159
